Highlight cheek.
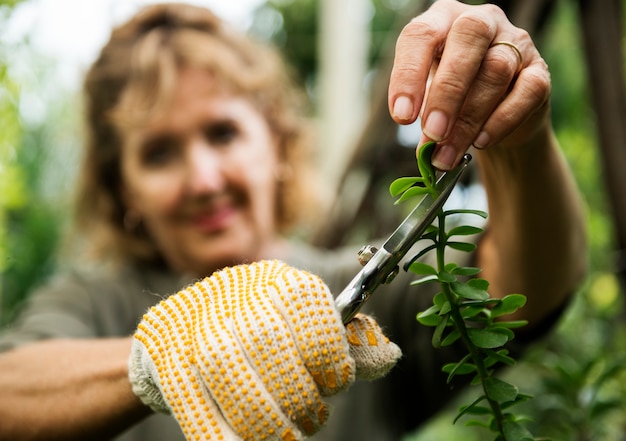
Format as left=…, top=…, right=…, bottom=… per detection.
left=122, top=163, right=183, bottom=217
left=237, top=144, right=278, bottom=196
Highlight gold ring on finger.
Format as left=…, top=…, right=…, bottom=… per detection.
left=490, top=40, right=523, bottom=75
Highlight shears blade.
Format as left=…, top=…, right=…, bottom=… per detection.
left=335, top=154, right=472, bottom=324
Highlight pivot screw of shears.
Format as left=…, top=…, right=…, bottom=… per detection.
left=357, top=245, right=378, bottom=266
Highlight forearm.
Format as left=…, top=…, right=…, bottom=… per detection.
left=475, top=126, right=587, bottom=324
left=0, top=338, right=151, bottom=441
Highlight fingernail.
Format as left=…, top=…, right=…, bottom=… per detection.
left=392, top=95, right=414, bottom=121
left=473, top=131, right=490, bottom=149
left=432, top=144, right=457, bottom=171
left=423, top=110, right=448, bottom=141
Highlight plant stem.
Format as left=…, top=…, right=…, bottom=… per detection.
left=435, top=212, right=506, bottom=436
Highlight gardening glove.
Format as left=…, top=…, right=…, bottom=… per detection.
left=129, top=260, right=401, bottom=441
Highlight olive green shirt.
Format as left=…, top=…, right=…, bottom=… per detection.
left=0, top=240, right=540, bottom=440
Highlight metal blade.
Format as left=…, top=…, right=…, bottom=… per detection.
left=335, top=154, right=471, bottom=324
left=383, top=154, right=471, bottom=258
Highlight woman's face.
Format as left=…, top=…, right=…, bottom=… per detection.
left=121, top=67, right=281, bottom=276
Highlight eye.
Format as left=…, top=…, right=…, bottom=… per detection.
left=141, top=136, right=180, bottom=167
left=203, top=121, right=239, bottom=146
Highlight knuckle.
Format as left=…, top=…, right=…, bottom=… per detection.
left=479, top=2, right=506, bottom=19
left=453, top=12, right=495, bottom=41
left=522, top=67, right=551, bottom=106
left=483, top=50, right=517, bottom=84
left=454, top=112, right=480, bottom=136
left=434, top=71, right=468, bottom=98
left=400, top=18, right=441, bottom=47
left=515, top=27, right=532, bottom=43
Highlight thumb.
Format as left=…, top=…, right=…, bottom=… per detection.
left=344, top=314, right=402, bottom=381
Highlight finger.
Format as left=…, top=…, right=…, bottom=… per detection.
left=420, top=9, right=499, bottom=142
left=134, top=292, right=244, bottom=440
left=475, top=58, right=551, bottom=148
left=431, top=37, right=530, bottom=169
left=388, top=1, right=461, bottom=124
left=195, top=271, right=320, bottom=440
left=268, top=263, right=355, bottom=396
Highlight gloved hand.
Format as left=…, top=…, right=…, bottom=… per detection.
left=129, top=260, right=401, bottom=441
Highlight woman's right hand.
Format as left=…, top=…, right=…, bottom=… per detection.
left=129, top=260, right=401, bottom=441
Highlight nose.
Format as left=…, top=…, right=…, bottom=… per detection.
left=184, top=138, right=225, bottom=194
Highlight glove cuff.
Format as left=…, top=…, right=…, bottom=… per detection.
left=128, top=338, right=171, bottom=414
left=345, top=314, right=402, bottom=381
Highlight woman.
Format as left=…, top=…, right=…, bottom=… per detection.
left=0, top=1, right=586, bottom=440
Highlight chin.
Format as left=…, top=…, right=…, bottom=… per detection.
left=178, top=225, right=266, bottom=275
left=192, top=246, right=260, bottom=276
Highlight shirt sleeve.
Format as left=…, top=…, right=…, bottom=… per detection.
left=0, top=264, right=180, bottom=353
left=0, top=272, right=99, bottom=352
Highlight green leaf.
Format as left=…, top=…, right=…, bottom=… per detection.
left=451, top=266, right=482, bottom=276
left=441, top=361, right=475, bottom=376
left=389, top=176, right=426, bottom=197
left=409, top=275, right=438, bottom=286
left=441, top=328, right=462, bottom=347
left=488, top=326, right=515, bottom=341
left=438, top=271, right=457, bottom=283
left=444, top=262, right=458, bottom=272
left=403, top=244, right=438, bottom=270
left=485, top=377, right=519, bottom=404
left=451, top=281, right=490, bottom=301
left=468, top=328, right=510, bottom=348
left=491, top=294, right=527, bottom=317
left=444, top=208, right=489, bottom=219
left=465, top=419, right=491, bottom=429
left=501, top=393, right=534, bottom=409
left=417, top=140, right=437, bottom=188
left=418, top=303, right=441, bottom=317
left=461, top=305, right=485, bottom=319
left=439, top=301, right=451, bottom=315
left=416, top=311, right=442, bottom=326
left=483, top=348, right=516, bottom=367
left=460, top=298, right=499, bottom=308
left=493, top=320, right=528, bottom=329
left=432, top=313, right=449, bottom=348
left=442, top=354, right=475, bottom=382
left=502, top=417, right=534, bottom=441
left=448, top=225, right=484, bottom=237
left=454, top=395, right=487, bottom=424
left=469, top=278, right=490, bottom=290
left=407, top=261, right=437, bottom=275
left=447, top=241, right=477, bottom=252
left=394, top=186, right=429, bottom=204
left=433, top=292, right=446, bottom=307
left=421, top=230, right=439, bottom=242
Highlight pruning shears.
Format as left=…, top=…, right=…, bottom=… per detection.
left=335, top=154, right=472, bottom=324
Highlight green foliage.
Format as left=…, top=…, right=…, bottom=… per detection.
left=0, top=1, right=63, bottom=325
left=390, top=143, right=537, bottom=440
left=0, top=60, right=27, bottom=273
left=511, top=272, right=626, bottom=441
left=1, top=125, right=63, bottom=325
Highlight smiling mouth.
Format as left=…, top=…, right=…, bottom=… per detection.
left=190, top=204, right=238, bottom=233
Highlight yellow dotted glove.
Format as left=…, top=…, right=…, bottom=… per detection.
left=129, top=260, right=401, bottom=441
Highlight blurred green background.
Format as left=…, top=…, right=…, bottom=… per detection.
left=1, top=0, right=625, bottom=439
